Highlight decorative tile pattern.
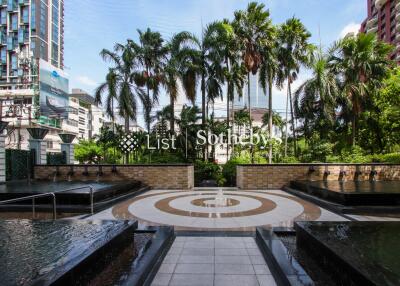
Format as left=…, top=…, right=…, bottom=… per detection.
left=151, top=237, right=277, bottom=286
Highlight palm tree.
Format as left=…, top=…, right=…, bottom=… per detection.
left=258, top=19, right=278, bottom=163
left=131, top=28, right=167, bottom=133
left=165, top=31, right=201, bottom=134
left=95, top=42, right=142, bottom=163
left=233, top=2, right=273, bottom=127
left=277, top=17, right=314, bottom=156
left=177, top=105, right=201, bottom=159
left=328, top=33, right=393, bottom=146
left=294, top=51, right=338, bottom=140
left=262, top=111, right=284, bottom=136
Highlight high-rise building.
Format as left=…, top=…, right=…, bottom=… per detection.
left=360, top=0, right=400, bottom=63
left=0, top=0, right=67, bottom=151
left=234, top=73, right=268, bottom=111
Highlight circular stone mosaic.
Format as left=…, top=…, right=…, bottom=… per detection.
left=111, top=190, right=323, bottom=230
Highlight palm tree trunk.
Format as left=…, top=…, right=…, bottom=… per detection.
left=268, top=77, right=273, bottom=164
left=284, top=85, right=289, bottom=157
left=124, top=117, right=130, bottom=164
left=201, top=72, right=206, bottom=161
left=288, top=79, right=297, bottom=156
left=352, top=115, right=356, bottom=146
left=226, top=58, right=231, bottom=162
left=170, top=96, right=175, bottom=134
left=247, top=73, right=252, bottom=128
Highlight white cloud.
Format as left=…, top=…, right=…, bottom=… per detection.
left=339, top=22, right=360, bottom=39
left=76, top=75, right=98, bottom=87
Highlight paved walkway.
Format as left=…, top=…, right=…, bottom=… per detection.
left=151, top=236, right=276, bottom=286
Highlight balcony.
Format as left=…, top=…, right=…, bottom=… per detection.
left=367, top=26, right=378, bottom=34
left=366, top=16, right=378, bottom=29
left=375, top=0, right=388, bottom=9
left=18, top=0, right=29, bottom=5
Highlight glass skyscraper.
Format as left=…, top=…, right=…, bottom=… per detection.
left=233, top=72, right=268, bottom=110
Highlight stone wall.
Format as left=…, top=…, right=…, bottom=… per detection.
left=34, top=164, right=194, bottom=190
left=237, top=164, right=400, bottom=190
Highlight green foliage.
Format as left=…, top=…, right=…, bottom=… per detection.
left=75, top=140, right=102, bottom=164
left=194, top=160, right=225, bottom=186
left=222, top=156, right=252, bottom=186
left=141, top=152, right=185, bottom=164
left=278, top=156, right=300, bottom=163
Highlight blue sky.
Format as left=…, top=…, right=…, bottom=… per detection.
left=64, top=0, right=366, bottom=122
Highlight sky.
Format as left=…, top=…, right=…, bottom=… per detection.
left=64, top=0, right=367, bottom=125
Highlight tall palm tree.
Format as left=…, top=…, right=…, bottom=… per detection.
left=258, top=19, right=278, bottom=163
left=277, top=17, right=314, bottom=156
left=328, top=32, right=393, bottom=146
left=233, top=2, right=272, bottom=127
left=294, top=51, right=338, bottom=140
left=165, top=31, right=201, bottom=134
left=95, top=42, right=142, bottom=163
left=131, top=28, right=167, bottom=133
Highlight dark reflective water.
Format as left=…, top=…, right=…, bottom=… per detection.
left=0, top=181, right=116, bottom=194
left=298, top=221, right=400, bottom=286
left=302, top=181, right=400, bottom=194
left=0, top=220, right=134, bottom=286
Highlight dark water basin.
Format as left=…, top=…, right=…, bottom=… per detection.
left=296, top=221, right=400, bottom=286
left=0, top=180, right=145, bottom=213
left=291, top=181, right=400, bottom=206
left=0, top=219, right=136, bottom=286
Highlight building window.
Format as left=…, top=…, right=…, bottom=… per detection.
left=11, top=54, right=17, bottom=70
left=47, top=141, right=53, bottom=149
left=11, top=14, right=18, bottom=31
left=31, top=2, right=36, bottom=30
left=40, top=41, right=46, bottom=60
left=40, top=2, right=47, bottom=39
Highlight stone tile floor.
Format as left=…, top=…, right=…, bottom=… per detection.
left=151, top=236, right=276, bottom=286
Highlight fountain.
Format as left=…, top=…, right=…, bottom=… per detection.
left=214, top=189, right=228, bottom=207
left=82, top=166, right=89, bottom=177
left=339, top=170, right=347, bottom=182
left=52, top=166, right=60, bottom=182
left=96, top=166, right=104, bottom=182
left=370, top=170, right=378, bottom=181
left=111, top=165, right=118, bottom=174
left=67, top=166, right=74, bottom=182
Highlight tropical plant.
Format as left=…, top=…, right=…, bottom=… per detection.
left=131, top=28, right=168, bottom=133
left=95, top=41, right=143, bottom=163
left=277, top=17, right=314, bottom=156
left=75, top=140, right=102, bottom=164
left=165, top=31, right=201, bottom=133
left=328, top=32, right=393, bottom=146
left=294, top=51, right=338, bottom=140
left=233, top=2, right=273, bottom=125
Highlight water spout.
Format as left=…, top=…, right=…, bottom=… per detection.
left=339, top=170, right=347, bottom=182
left=370, top=170, right=378, bottom=182
left=52, top=167, right=60, bottom=182
left=96, top=166, right=103, bottom=182
left=354, top=171, right=362, bottom=181
left=82, top=166, right=89, bottom=177
left=67, top=166, right=74, bottom=182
